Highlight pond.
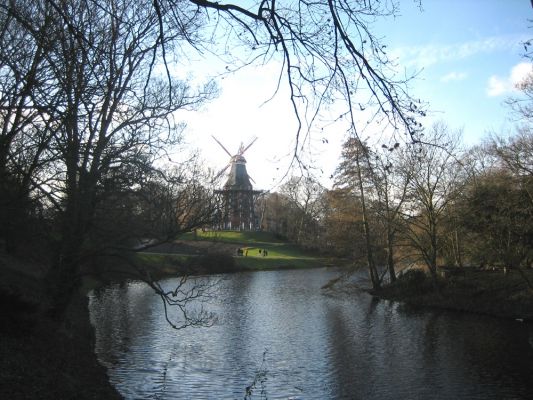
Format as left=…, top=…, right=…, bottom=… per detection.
left=89, top=268, right=533, bottom=399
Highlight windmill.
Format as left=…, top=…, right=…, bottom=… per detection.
left=212, top=135, right=263, bottom=231
left=212, top=135, right=257, bottom=187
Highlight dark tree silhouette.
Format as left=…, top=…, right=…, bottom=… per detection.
left=0, top=0, right=425, bottom=319
left=166, top=0, right=425, bottom=150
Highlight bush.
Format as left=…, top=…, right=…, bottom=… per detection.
left=192, top=253, right=238, bottom=273
left=394, top=269, right=434, bottom=296
left=399, top=269, right=427, bottom=285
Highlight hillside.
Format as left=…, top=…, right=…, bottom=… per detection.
left=138, top=230, right=338, bottom=275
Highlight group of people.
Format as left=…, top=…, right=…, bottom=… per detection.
left=236, top=248, right=269, bottom=257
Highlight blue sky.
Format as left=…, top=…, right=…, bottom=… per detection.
left=379, top=0, right=532, bottom=145
left=178, top=0, right=532, bottom=189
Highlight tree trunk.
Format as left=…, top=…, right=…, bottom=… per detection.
left=46, top=154, right=95, bottom=319
left=386, top=230, right=396, bottom=283
left=428, top=223, right=440, bottom=291
left=46, top=250, right=82, bottom=319
left=355, top=153, right=380, bottom=290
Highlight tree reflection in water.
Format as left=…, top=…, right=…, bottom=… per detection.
left=89, top=269, right=533, bottom=399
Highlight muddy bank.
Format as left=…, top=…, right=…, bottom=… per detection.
left=370, top=268, right=533, bottom=321
left=1, top=249, right=122, bottom=399
left=0, top=291, right=122, bottom=400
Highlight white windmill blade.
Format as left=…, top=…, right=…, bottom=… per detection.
left=240, top=136, right=258, bottom=155
left=211, top=135, right=233, bottom=157
left=248, top=175, right=256, bottom=184
left=213, top=164, right=230, bottom=181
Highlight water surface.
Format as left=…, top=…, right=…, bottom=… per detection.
left=89, top=268, right=533, bottom=399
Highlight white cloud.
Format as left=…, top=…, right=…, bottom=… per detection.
left=440, top=71, right=467, bottom=82
left=391, top=35, right=527, bottom=69
left=487, top=75, right=508, bottom=96
left=486, top=62, right=533, bottom=97
left=510, top=62, right=533, bottom=87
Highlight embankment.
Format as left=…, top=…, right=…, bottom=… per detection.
left=371, top=268, right=533, bottom=321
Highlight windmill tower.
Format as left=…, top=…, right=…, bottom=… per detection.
left=212, top=136, right=263, bottom=231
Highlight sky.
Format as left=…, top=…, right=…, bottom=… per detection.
left=174, top=0, right=532, bottom=191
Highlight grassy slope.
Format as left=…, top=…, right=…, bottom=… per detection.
left=189, top=230, right=332, bottom=269
left=139, top=232, right=533, bottom=321
left=180, top=230, right=286, bottom=243
left=140, top=230, right=334, bottom=272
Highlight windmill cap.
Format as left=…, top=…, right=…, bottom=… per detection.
left=224, top=162, right=252, bottom=189
left=232, top=155, right=246, bottom=163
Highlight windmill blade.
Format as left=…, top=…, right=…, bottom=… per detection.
left=240, top=136, right=258, bottom=155
left=248, top=174, right=256, bottom=184
left=213, top=164, right=230, bottom=181
left=211, top=135, right=233, bottom=157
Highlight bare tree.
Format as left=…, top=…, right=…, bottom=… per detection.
left=455, top=167, right=533, bottom=273
left=320, top=188, right=366, bottom=258
left=400, top=122, right=463, bottom=286
left=158, top=0, right=425, bottom=155
left=335, top=136, right=380, bottom=290
left=0, top=0, right=58, bottom=252
left=0, top=0, right=218, bottom=318
left=1, top=0, right=428, bottom=319
left=0, top=0, right=54, bottom=173
left=491, top=128, right=533, bottom=178
left=279, top=175, right=324, bottom=246
left=370, top=145, right=411, bottom=282
left=505, top=63, right=533, bottom=123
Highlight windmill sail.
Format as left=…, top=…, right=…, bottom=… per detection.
left=212, top=136, right=262, bottom=231
left=211, top=135, right=257, bottom=187
left=211, top=135, right=232, bottom=157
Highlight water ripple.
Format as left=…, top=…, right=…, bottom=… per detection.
left=89, top=268, right=533, bottom=399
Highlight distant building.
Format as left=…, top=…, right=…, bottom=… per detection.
left=212, top=137, right=263, bottom=230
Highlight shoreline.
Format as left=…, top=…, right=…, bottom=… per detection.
left=370, top=289, right=533, bottom=322
left=5, top=236, right=532, bottom=399
left=134, top=241, right=345, bottom=280
left=367, top=268, right=533, bottom=322
left=0, top=290, right=122, bottom=400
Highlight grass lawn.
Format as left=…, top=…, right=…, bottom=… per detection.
left=164, top=230, right=336, bottom=271
left=233, top=244, right=325, bottom=270
left=180, top=229, right=286, bottom=244
left=201, top=230, right=330, bottom=269
left=136, top=253, right=190, bottom=272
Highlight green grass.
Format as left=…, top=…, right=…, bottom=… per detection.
left=137, top=252, right=189, bottom=266
left=233, top=243, right=325, bottom=270
left=175, top=230, right=334, bottom=271
left=134, top=253, right=191, bottom=278
left=180, top=230, right=286, bottom=244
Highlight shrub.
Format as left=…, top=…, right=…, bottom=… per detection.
left=395, top=269, right=434, bottom=296
left=399, top=269, right=427, bottom=285
left=193, top=253, right=237, bottom=273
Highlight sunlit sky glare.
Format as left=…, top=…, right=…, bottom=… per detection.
left=173, top=0, right=532, bottom=191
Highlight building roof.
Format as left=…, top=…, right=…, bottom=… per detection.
left=224, top=156, right=253, bottom=190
